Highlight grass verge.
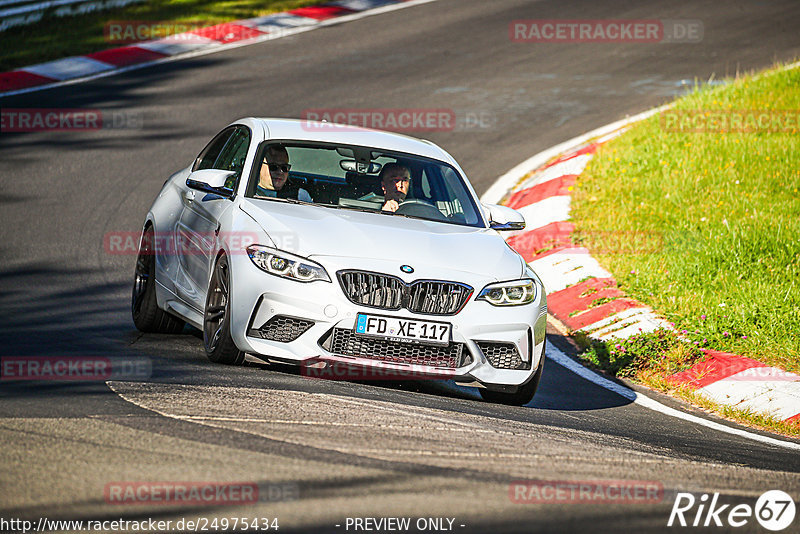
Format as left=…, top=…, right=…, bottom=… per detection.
left=0, top=0, right=322, bottom=72
left=571, top=62, right=800, bottom=373
left=568, top=61, right=800, bottom=437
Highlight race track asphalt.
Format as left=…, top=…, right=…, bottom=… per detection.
left=2, top=1, right=800, bottom=532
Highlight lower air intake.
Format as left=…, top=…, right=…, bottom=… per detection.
left=249, top=315, right=314, bottom=342
left=476, top=341, right=529, bottom=370
left=326, top=328, right=470, bottom=368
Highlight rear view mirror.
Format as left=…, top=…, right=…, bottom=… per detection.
left=340, top=160, right=382, bottom=174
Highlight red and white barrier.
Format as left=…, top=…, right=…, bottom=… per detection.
left=488, top=120, right=800, bottom=423
left=0, top=0, right=419, bottom=95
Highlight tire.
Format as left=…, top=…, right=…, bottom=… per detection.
left=203, top=253, right=245, bottom=365
left=480, top=338, right=546, bottom=406
left=132, top=226, right=185, bottom=334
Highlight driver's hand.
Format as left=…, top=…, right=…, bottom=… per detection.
left=382, top=199, right=399, bottom=212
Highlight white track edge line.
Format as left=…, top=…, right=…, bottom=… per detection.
left=545, top=345, right=800, bottom=451
left=0, top=0, right=439, bottom=98
left=107, top=356, right=800, bottom=452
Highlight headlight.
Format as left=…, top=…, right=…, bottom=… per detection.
left=477, top=279, right=537, bottom=306
left=246, top=245, right=330, bottom=283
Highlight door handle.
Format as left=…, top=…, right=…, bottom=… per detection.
left=185, top=190, right=195, bottom=203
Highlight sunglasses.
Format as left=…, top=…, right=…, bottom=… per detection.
left=266, top=162, right=291, bottom=173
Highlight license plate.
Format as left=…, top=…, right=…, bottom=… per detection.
left=355, top=313, right=451, bottom=346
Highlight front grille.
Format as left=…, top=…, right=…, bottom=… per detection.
left=338, top=271, right=404, bottom=309
left=248, top=315, right=314, bottom=342
left=407, top=280, right=472, bottom=315
left=326, top=328, right=471, bottom=368
left=337, top=270, right=472, bottom=316
left=477, top=341, right=529, bottom=370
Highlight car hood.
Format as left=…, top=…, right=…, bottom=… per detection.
left=239, top=199, right=524, bottom=280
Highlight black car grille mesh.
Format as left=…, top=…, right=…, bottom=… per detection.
left=248, top=315, right=314, bottom=342
left=477, top=341, right=529, bottom=370
left=327, top=328, right=470, bottom=368
left=339, top=271, right=405, bottom=309
left=337, top=270, right=472, bottom=316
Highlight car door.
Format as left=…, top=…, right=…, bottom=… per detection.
left=175, top=126, right=251, bottom=311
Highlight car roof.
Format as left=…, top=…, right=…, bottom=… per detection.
left=240, top=117, right=457, bottom=165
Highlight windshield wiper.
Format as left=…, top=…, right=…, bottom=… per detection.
left=253, top=196, right=309, bottom=205
left=316, top=203, right=440, bottom=222
left=316, top=203, right=379, bottom=214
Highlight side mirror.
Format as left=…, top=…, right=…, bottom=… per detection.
left=186, top=169, right=235, bottom=197
left=482, top=203, right=526, bottom=231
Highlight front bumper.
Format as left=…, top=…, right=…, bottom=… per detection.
left=228, top=253, right=547, bottom=390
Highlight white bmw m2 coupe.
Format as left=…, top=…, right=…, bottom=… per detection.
left=132, top=118, right=547, bottom=404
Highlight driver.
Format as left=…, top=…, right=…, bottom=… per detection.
left=372, top=163, right=411, bottom=212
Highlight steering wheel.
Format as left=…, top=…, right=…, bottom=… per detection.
left=395, top=199, right=446, bottom=220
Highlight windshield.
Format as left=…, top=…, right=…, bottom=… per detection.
left=245, top=141, right=485, bottom=227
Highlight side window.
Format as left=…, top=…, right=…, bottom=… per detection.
left=193, top=127, right=236, bottom=171
left=440, top=167, right=479, bottom=223
left=213, top=127, right=251, bottom=189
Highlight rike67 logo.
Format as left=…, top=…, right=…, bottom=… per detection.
left=668, top=490, right=796, bottom=530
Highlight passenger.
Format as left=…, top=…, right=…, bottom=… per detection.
left=361, top=162, right=411, bottom=212
left=256, top=145, right=312, bottom=202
